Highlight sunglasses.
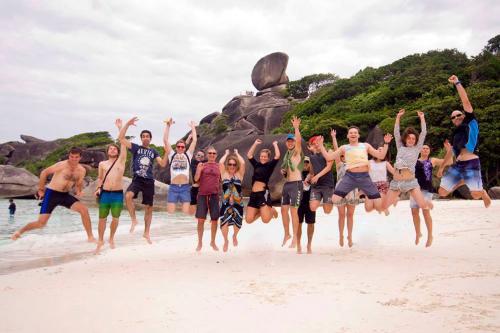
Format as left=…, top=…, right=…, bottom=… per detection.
left=304, top=161, right=310, bottom=163
left=176, top=145, right=185, bottom=149
left=451, top=114, right=463, bottom=120
left=228, top=163, right=237, bottom=166
left=207, top=152, right=217, bottom=155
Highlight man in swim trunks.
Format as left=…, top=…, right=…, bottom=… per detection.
left=280, top=116, right=305, bottom=253
left=437, top=75, right=491, bottom=208
left=94, top=119, right=128, bottom=254
left=119, top=117, right=169, bottom=244
left=11, top=147, right=95, bottom=242
left=164, top=119, right=198, bottom=214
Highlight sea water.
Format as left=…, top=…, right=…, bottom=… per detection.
left=0, top=199, right=195, bottom=274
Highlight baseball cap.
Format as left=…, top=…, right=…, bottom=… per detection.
left=286, top=134, right=295, bottom=141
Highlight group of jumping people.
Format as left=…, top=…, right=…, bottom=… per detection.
left=11, top=75, right=491, bottom=254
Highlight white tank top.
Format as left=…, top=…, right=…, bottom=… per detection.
left=369, top=160, right=387, bottom=182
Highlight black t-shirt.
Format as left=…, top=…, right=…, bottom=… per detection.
left=190, top=159, right=206, bottom=183
left=309, top=153, right=335, bottom=187
left=452, top=112, right=479, bottom=156
left=249, top=157, right=279, bottom=186
left=9, top=203, right=16, bottom=214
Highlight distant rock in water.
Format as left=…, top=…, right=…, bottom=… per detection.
left=0, top=165, right=39, bottom=198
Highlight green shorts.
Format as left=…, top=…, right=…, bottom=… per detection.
left=99, top=190, right=124, bottom=219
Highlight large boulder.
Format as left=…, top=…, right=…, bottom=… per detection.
left=0, top=165, right=39, bottom=198
left=251, top=52, right=289, bottom=91
left=6, top=139, right=62, bottom=165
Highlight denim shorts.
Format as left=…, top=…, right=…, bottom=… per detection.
left=410, top=190, right=434, bottom=209
left=440, top=159, right=483, bottom=192
left=389, top=178, right=419, bottom=193
left=334, top=171, right=380, bottom=200
left=167, top=184, right=191, bottom=203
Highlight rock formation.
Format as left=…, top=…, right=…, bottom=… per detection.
left=0, top=165, right=39, bottom=198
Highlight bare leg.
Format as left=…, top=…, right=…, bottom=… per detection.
left=380, top=193, right=390, bottom=215
left=232, top=225, right=239, bottom=246
left=143, top=205, right=153, bottom=244
left=297, top=222, right=303, bottom=254
left=323, top=203, right=333, bottom=214
left=337, top=206, right=346, bottom=247
left=181, top=202, right=190, bottom=214
left=346, top=205, right=355, bottom=247
left=221, top=223, right=229, bottom=252
left=260, top=206, right=275, bottom=223
left=11, top=214, right=51, bottom=240
left=409, top=188, right=433, bottom=210
left=281, top=205, right=291, bottom=246
left=289, top=207, right=300, bottom=249
left=245, top=207, right=259, bottom=224
left=95, top=217, right=106, bottom=254
left=422, top=209, right=433, bottom=247
left=307, top=223, right=314, bottom=254
left=196, top=219, right=204, bottom=251
left=71, top=202, right=95, bottom=242
left=364, top=199, right=374, bottom=212
left=166, top=203, right=176, bottom=214
left=411, top=208, right=422, bottom=245
left=383, top=190, right=401, bottom=211
left=109, top=217, right=119, bottom=249
left=210, top=220, right=219, bottom=251
left=471, top=190, right=491, bottom=208
left=189, top=205, right=197, bottom=215
left=125, top=191, right=138, bottom=233
left=309, top=200, right=320, bottom=212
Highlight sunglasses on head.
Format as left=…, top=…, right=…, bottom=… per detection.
left=451, top=113, right=463, bottom=120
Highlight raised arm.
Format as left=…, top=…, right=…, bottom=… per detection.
left=234, top=149, right=246, bottom=179
left=291, top=116, right=302, bottom=155
left=247, top=139, right=262, bottom=160
left=115, top=119, right=128, bottom=163
left=272, top=140, right=280, bottom=160
left=163, top=118, right=174, bottom=155
left=416, top=111, right=427, bottom=148
left=94, top=162, right=105, bottom=196
left=118, top=117, right=137, bottom=150
left=194, top=162, right=204, bottom=183
left=431, top=140, right=453, bottom=168
left=394, top=109, right=404, bottom=148
left=219, top=149, right=230, bottom=174
left=318, top=135, right=341, bottom=162
left=436, top=140, right=454, bottom=177
left=367, top=133, right=393, bottom=160
left=449, top=75, right=473, bottom=113
left=331, top=129, right=339, bottom=151
left=187, top=121, right=197, bottom=154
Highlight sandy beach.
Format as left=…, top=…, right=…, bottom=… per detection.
left=1, top=200, right=499, bottom=333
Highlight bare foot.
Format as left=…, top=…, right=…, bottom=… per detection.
left=339, top=237, right=344, bottom=247
left=289, top=240, right=297, bottom=249
left=307, top=245, right=312, bottom=254
left=94, top=241, right=104, bottom=255
left=11, top=231, right=21, bottom=241
left=232, top=235, right=238, bottom=247
left=272, top=208, right=278, bottom=219
left=196, top=243, right=202, bottom=252
left=129, top=220, right=138, bottom=233
left=223, top=240, right=229, bottom=252
left=87, top=236, right=96, bottom=243
left=281, top=234, right=291, bottom=247
left=109, top=239, right=116, bottom=249
left=483, top=190, right=491, bottom=208
left=347, top=236, right=353, bottom=248
left=415, top=232, right=422, bottom=245
left=425, top=235, right=433, bottom=247
left=384, top=209, right=390, bottom=216
left=143, top=234, right=152, bottom=244
left=210, top=242, right=219, bottom=251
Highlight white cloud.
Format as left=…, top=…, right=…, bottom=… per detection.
left=1, top=0, right=499, bottom=144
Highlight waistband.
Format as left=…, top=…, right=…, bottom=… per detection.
left=169, top=183, right=191, bottom=187
left=345, top=171, right=370, bottom=178
left=285, top=180, right=303, bottom=184
left=45, top=187, right=69, bottom=194
left=101, top=190, right=124, bottom=194
left=455, top=158, right=480, bottom=168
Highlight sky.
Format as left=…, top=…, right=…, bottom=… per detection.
left=1, top=0, right=499, bottom=145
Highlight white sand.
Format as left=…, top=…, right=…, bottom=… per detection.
left=1, top=200, right=499, bottom=333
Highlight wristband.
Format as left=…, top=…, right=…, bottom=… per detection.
left=454, top=81, right=461, bottom=86
left=383, top=142, right=389, bottom=145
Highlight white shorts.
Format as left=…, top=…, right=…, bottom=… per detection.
left=409, top=190, right=434, bottom=209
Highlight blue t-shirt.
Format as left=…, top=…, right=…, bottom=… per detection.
left=129, top=143, right=160, bottom=179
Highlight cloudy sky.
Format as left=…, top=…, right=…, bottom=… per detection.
left=1, top=0, right=499, bottom=144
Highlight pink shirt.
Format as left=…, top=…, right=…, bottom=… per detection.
left=198, top=162, right=221, bottom=195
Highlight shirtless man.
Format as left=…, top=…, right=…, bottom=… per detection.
left=11, top=147, right=95, bottom=241
left=94, top=119, right=128, bottom=254
left=163, top=119, right=198, bottom=214
left=437, top=75, right=491, bottom=207
left=119, top=117, right=168, bottom=244
left=318, top=127, right=393, bottom=213
left=280, top=116, right=304, bottom=253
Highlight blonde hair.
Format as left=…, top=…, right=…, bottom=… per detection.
left=225, top=155, right=241, bottom=171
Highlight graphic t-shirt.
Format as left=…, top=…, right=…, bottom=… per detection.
left=169, top=151, right=193, bottom=181
left=129, top=143, right=160, bottom=180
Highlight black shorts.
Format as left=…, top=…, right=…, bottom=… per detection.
left=195, top=194, right=220, bottom=221
left=247, top=190, right=272, bottom=209
left=40, top=188, right=79, bottom=214
left=190, top=186, right=199, bottom=205
left=298, top=190, right=316, bottom=224
left=126, top=177, right=155, bottom=206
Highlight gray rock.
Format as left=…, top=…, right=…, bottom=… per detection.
left=200, top=112, right=221, bottom=124
left=0, top=165, right=39, bottom=198
left=488, top=186, right=500, bottom=200
left=20, top=135, right=46, bottom=144
left=251, top=52, right=289, bottom=91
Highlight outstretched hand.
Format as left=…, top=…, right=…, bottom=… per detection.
left=417, top=110, right=425, bottom=120
left=330, top=129, right=336, bottom=138
left=255, top=139, right=263, bottom=145
left=396, top=109, right=405, bottom=118
left=188, top=121, right=197, bottom=128
left=115, top=119, right=123, bottom=130
left=443, top=139, right=451, bottom=151
left=317, top=135, right=325, bottom=145
left=126, top=117, right=139, bottom=127
left=291, top=116, right=301, bottom=129
left=272, top=140, right=278, bottom=146
left=448, top=75, right=459, bottom=85
left=384, top=133, right=393, bottom=144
